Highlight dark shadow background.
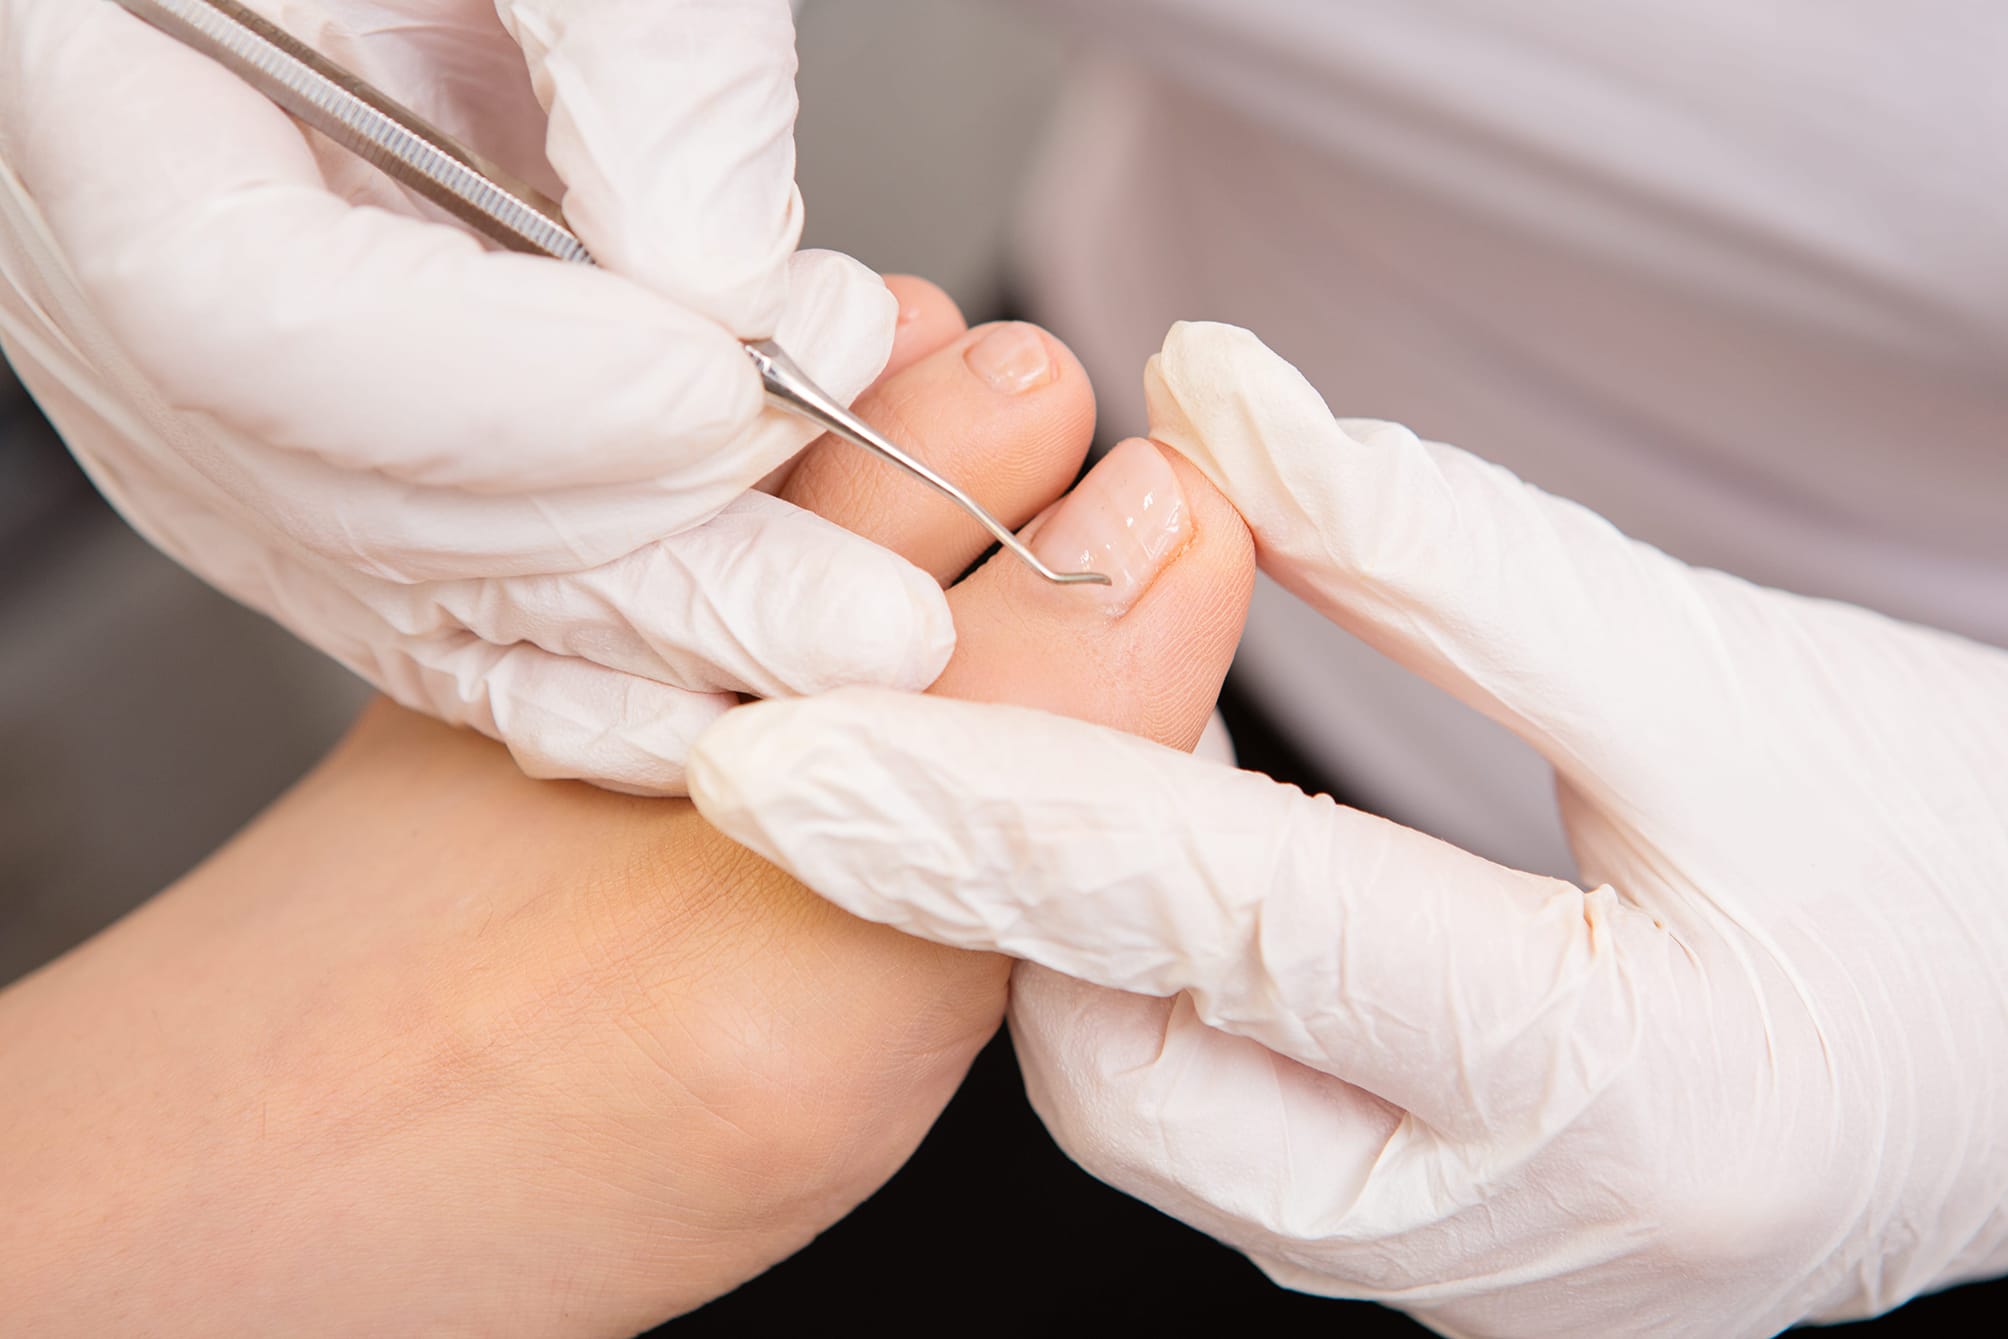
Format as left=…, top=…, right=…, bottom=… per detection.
left=669, top=1027, right=2000, bottom=1335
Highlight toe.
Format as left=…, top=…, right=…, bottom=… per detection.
left=936, top=439, right=1255, bottom=752
left=782, top=320, right=1095, bottom=583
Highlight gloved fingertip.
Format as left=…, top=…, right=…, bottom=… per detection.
left=686, top=695, right=836, bottom=851
left=688, top=690, right=803, bottom=777
left=1141, top=321, right=1344, bottom=535
left=801, top=557, right=955, bottom=694
left=502, top=0, right=805, bottom=332
left=772, top=247, right=900, bottom=403
left=690, top=495, right=956, bottom=698
left=1158, top=318, right=1270, bottom=368
left=1148, top=321, right=1279, bottom=413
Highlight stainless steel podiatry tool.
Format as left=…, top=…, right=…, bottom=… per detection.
left=110, top=0, right=1111, bottom=587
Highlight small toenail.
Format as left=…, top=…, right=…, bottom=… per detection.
left=964, top=323, right=1054, bottom=395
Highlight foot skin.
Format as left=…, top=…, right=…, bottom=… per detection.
left=0, top=278, right=1255, bottom=1337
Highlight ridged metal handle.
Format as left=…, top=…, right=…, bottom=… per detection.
left=112, top=0, right=585, bottom=261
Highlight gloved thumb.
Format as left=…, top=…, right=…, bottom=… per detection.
left=688, top=688, right=1662, bottom=1145
left=496, top=0, right=806, bottom=336
left=1144, top=322, right=1727, bottom=804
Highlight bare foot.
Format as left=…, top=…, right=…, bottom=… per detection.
left=0, top=278, right=1254, bottom=1337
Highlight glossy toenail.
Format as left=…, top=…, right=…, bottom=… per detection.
left=1030, top=438, right=1189, bottom=614
left=964, top=323, right=1053, bottom=395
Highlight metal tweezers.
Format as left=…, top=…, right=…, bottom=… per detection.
left=110, top=0, right=1109, bottom=587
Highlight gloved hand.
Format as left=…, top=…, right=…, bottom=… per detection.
left=688, top=322, right=2008, bottom=1336
left=0, top=0, right=948, bottom=792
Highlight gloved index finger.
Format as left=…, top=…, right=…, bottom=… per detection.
left=689, top=689, right=1680, bottom=1143
left=496, top=0, right=805, bottom=337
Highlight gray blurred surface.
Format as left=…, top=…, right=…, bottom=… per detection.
left=0, top=500, right=370, bottom=985
left=0, top=0, right=1061, bottom=986
left=796, top=0, right=1061, bottom=312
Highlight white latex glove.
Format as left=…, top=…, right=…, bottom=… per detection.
left=689, top=323, right=2008, bottom=1336
left=0, top=0, right=949, bottom=792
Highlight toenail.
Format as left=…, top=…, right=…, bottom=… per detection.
left=964, top=323, right=1054, bottom=395
left=1030, top=438, right=1190, bottom=615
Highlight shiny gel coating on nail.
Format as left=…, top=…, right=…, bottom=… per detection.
left=1031, top=438, right=1190, bottom=614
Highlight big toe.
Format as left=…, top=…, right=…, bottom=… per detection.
left=937, top=437, right=1255, bottom=752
